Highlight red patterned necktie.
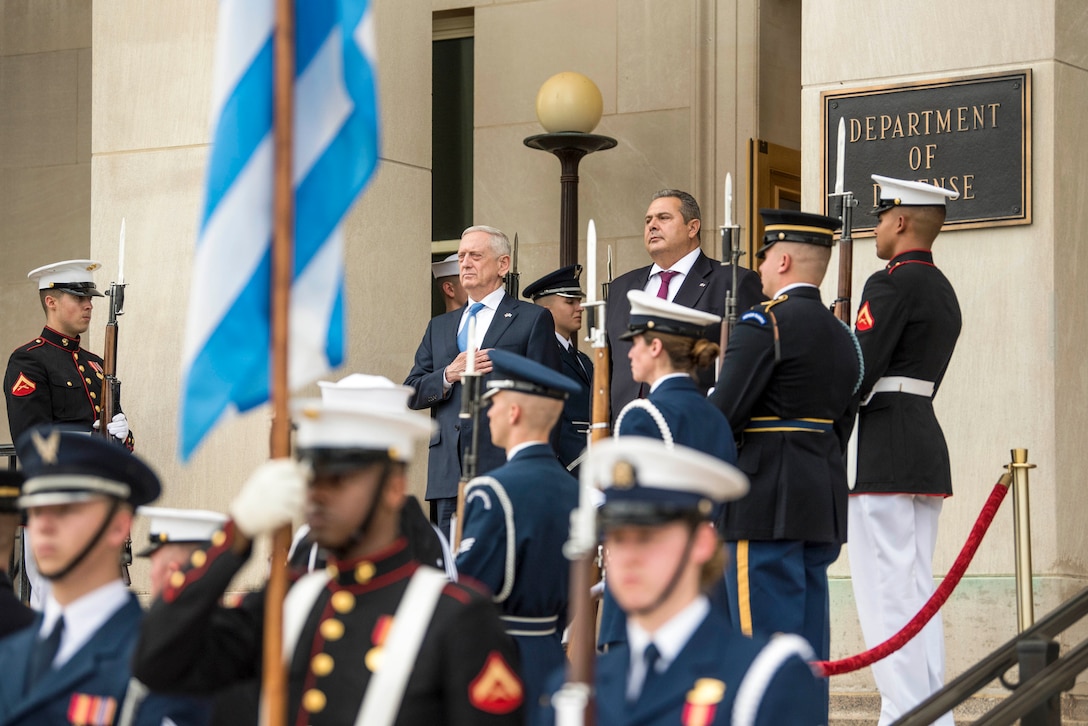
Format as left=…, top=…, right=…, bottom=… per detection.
left=656, top=270, right=679, bottom=300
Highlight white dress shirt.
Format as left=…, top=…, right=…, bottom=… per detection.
left=39, top=579, right=130, bottom=668
left=643, top=247, right=702, bottom=302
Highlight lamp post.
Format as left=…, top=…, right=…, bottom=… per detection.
left=524, top=72, right=616, bottom=268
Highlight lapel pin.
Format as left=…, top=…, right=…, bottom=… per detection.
left=699, top=282, right=706, bottom=287
left=504, top=312, right=512, bottom=318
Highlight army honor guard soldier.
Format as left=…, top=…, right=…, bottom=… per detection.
left=133, top=374, right=524, bottom=726
left=848, top=175, right=961, bottom=726
left=710, top=209, right=861, bottom=719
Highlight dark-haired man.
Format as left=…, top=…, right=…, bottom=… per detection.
left=606, top=190, right=764, bottom=422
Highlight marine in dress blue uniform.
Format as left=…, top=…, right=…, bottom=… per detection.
left=405, top=226, right=561, bottom=536
left=606, top=189, right=765, bottom=422
left=522, top=265, right=593, bottom=472
left=133, top=375, right=524, bottom=726
left=602, top=290, right=737, bottom=649
left=541, top=438, right=824, bottom=726
left=709, top=210, right=861, bottom=719
left=456, top=349, right=581, bottom=720
left=848, top=175, right=961, bottom=726
left=4, top=260, right=134, bottom=449
left=0, top=428, right=207, bottom=726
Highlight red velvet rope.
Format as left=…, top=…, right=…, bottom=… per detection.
left=816, top=478, right=1011, bottom=677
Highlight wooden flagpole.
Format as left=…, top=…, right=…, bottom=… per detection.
left=262, top=0, right=295, bottom=723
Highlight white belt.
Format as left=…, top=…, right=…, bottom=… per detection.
left=860, top=376, right=935, bottom=407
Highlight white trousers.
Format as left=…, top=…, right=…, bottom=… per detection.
left=848, top=494, right=953, bottom=726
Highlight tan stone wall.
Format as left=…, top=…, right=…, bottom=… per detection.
left=804, top=0, right=1088, bottom=694
left=0, top=0, right=92, bottom=442
left=4, top=0, right=1084, bottom=699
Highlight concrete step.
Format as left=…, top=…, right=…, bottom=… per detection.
left=830, top=690, right=1088, bottom=725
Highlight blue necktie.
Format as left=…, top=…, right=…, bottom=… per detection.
left=634, top=642, right=661, bottom=702
left=457, top=302, right=485, bottom=352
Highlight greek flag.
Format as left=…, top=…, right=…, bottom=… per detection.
left=179, top=0, right=379, bottom=460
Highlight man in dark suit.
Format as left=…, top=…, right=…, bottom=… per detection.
left=405, top=225, right=561, bottom=538
left=848, top=175, right=961, bottom=726
left=709, top=209, right=861, bottom=721
left=456, top=350, right=580, bottom=721
left=0, top=428, right=207, bottom=725
left=606, top=189, right=764, bottom=422
left=522, top=265, right=592, bottom=472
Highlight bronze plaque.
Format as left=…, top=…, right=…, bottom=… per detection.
left=822, top=70, right=1031, bottom=234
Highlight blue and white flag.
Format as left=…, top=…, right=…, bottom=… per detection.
left=179, top=0, right=379, bottom=460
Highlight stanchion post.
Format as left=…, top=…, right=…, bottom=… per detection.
left=1010, top=448, right=1037, bottom=632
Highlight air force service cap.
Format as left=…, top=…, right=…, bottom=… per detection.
left=15, top=426, right=161, bottom=509
left=431, top=253, right=460, bottom=279
left=522, top=264, right=586, bottom=300
left=871, top=174, right=959, bottom=215
left=757, top=209, right=841, bottom=258
left=137, top=506, right=227, bottom=557
left=621, top=289, right=721, bottom=340
left=28, top=259, right=105, bottom=297
left=294, top=373, right=435, bottom=470
left=584, top=437, right=748, bottom=530
left=484, top=349, right=581, bottom=401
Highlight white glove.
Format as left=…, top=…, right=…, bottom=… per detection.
left=230, top=459, right=307, bottom=539
left=106, top=412, right=129, bottom=441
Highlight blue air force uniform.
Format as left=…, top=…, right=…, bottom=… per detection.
left=709, top=210, right=860, bottom=688
left=539, top=437, right=824, bottom=726
left=0, top=428, right=206, bottom=726
left=456, top=349, right=581, bottom=719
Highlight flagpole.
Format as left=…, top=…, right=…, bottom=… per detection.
left=263, top=0, right=294, bottom=723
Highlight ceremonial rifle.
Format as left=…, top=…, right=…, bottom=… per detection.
left=554, top=221, right=607, bottom=726
left=504, top=232, right=521, bottom=299
left=100, top=219, right=132, bottom=586
left=717, top=173, right=743, bottom=378
left=830, top=117, right=857, bottom=324
left=452, top=317, right=483, bottom=551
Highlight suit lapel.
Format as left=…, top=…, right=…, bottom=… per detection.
left=672, top=252, right=712, bottom=309
left=595, top=648, right=632, bottom=725
left=481, top=294, right=516, bottom=348
left=442, top=305, right=466, bottom=360
left=0, top=625, right=37, bottom=712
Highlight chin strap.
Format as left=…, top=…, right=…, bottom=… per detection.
left=40, top=498, right=122, bottom=582
left=330, top=460, right=392, bottom=560
left=627, top=519, right=699, bottom=618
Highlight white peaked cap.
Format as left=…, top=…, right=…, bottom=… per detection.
left=872, top=174, right=959, bottom=210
